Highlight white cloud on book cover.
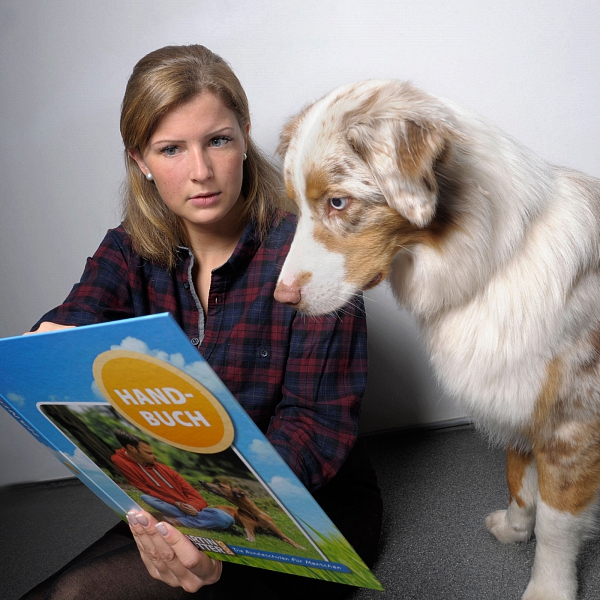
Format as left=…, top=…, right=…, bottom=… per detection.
left=97, top=336, right=219, bottom=389
left=248, top=438, right=281, bottom=464
left=91, top=381, right=105, bottom=400
left=6, top=392, right=25, bottom=407
left=269, top=475, right=304, bottom=499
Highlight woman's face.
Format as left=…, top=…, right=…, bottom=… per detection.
left=129, top=92, right=248, bottom=236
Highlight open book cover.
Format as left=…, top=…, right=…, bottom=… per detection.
left=0, top=313, right=382, bottom=591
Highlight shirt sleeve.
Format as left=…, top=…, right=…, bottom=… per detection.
left=266, top=296, right=368, bottom=491
left=31, top=228, right=137, bottom=329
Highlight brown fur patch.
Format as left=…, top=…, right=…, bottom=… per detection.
left=338, top=88, right=382, bottom=128
left=397, top=121, right=446, bottom=187
left=305, top=167, right=331, bottom=203
left=311, top=203, right=429, bottom=287
left=329, top=159, right=355, bottom=181
left=529, top=358, right=563, bottom=444
left=536, top=422, right=600, bottom=514
left=530, top=359, right=600, bottom=513
left=292, top=270, right=313, bottom=288
left=579, top=327, right=600, bottom=374
left=309, top=171, right=461, bottom=290
left=506, top=447, right=534, bottom=508
left=285, top=178, right=296, bottom=204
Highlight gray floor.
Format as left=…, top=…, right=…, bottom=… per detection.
left=2, top=426, right=600, bottom=599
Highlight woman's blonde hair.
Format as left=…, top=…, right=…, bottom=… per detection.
left=120, top=45, right=287, bottom=267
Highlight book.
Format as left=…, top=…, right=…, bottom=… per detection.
left=0, top=313, right=382, bottom=591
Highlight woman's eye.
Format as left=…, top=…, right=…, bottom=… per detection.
left=160, top=145, right=179, bottom=156
left=211, top=136, right=232, bottom=148
left=329, top=197, right=349, bottom=211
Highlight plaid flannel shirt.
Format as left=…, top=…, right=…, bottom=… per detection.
left=34, top=212, right=368, bottom=491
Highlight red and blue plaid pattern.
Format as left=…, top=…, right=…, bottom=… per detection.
left=34, top=212, right=368, bottom=491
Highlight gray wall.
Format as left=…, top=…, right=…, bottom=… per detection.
left=1, top=0, right=599, bottom=486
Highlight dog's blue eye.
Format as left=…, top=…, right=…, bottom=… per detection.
left=329, top=197, right=348, bottom=210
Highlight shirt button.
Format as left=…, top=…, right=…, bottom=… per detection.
left=191, top=337, right=200, bottom=346
left=183, top=282, right=190, bottom=289
left=259, top=348, right=269, bottom=358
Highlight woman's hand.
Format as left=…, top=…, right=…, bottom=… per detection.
left=127, top=509, right=222, bottom=592
left=24, top=322, right=76, bottom=335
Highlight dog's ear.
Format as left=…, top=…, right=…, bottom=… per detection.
left=233, top=489, right=246, bottom=499
left=347, top=117, right=448, bottom=227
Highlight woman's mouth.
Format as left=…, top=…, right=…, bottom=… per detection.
left=189, top=192, right=220, bottom=206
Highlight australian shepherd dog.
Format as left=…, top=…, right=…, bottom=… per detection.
left=274, top=79, right=600, bottom=600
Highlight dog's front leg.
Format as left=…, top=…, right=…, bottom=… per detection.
left=521, top=500, right=588, bottom=600
left=486, top=447, right=537, bottom=543
left=240, top=518, right=257, bottom=542
left=520, top=433, right=600, bottom=600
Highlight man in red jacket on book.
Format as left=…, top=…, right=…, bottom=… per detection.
left=111, top=429, right=235, bottom=531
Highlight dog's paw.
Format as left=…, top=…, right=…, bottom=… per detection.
left=486, top=509, right=533, bottom=543
left=521, top=579, right=576, bottom=600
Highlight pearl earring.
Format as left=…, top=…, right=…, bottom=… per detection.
left=146, top=172, right=154, bottom=181
left=243, top=153, right=247, bottom=161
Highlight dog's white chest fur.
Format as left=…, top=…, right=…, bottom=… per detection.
left=414, top=278, right=552, bottom=434
left=390, top=170, right=600, bottom=438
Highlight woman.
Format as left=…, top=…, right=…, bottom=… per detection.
left=22, top=45, right=381, bottom=599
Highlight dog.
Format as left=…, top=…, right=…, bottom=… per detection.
left=273, top=79, right=600, bottom=600
left=201, top=481, right=305, bottom=549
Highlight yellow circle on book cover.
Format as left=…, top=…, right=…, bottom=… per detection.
left=93, top=350, right=234, bottom=453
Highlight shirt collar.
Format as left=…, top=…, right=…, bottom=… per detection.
left=176, top=218, right=262, bottom=275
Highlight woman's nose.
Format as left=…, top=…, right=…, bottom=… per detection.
left=190, top=147, right=212, bottom=181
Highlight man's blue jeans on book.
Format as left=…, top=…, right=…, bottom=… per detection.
left=141, top=494, right=235, bottom=530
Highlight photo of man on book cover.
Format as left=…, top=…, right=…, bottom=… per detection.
left=111, top=428, right=235, bottom=531
left=39, top=402, right=315, bottom=557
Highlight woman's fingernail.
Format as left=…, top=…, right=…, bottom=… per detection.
left=156, top=522, right=168, bottom=537
left=136, top=513, right=149, bottom=527
left=127, top=511, right=138, bottom=525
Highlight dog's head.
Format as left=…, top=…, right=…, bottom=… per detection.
left=274, top=80, right=463, bottom=315
left=201, top=480, right=246, bottom=501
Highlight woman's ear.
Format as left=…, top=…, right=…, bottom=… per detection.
left=244, top=122, right=250, bottom=154
left=127, top=148, right=150, bottom=178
